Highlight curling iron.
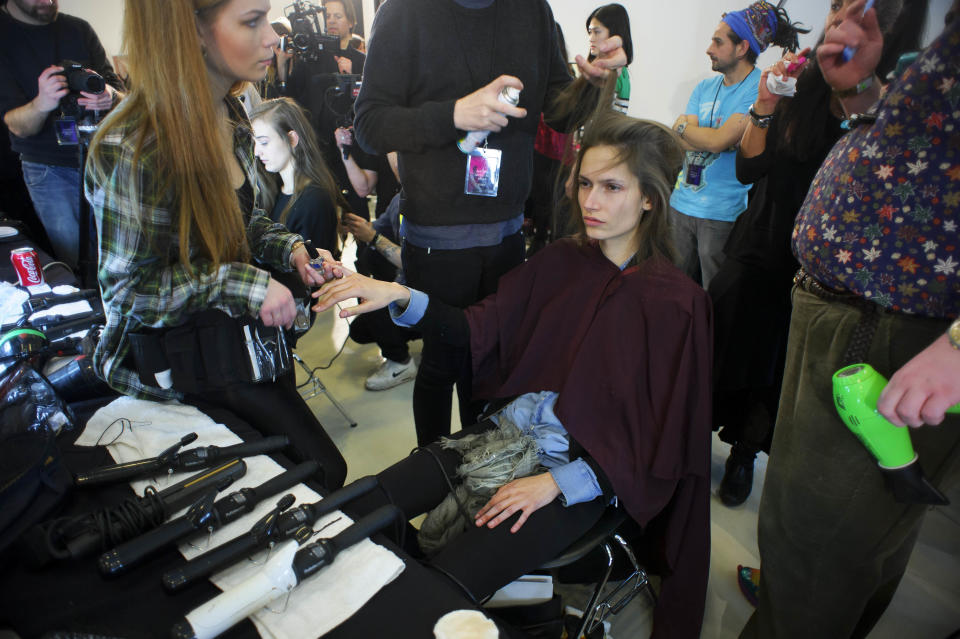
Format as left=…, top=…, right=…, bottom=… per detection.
left=75, top=434, right=289, bottom=487
left=170, top=504, right=401, bottom=639
left=163, top=475, right=378, bottom=591
left=45, top=458, right=246, bottom=560
left=833, top=363, right=957, bottom=505
left=99, top=461, right=320, bottom=576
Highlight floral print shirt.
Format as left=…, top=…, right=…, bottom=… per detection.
left=793, top=19, right=960, bottom=319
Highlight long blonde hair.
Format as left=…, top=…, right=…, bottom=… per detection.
left=88, top=0, right=249, bottom=270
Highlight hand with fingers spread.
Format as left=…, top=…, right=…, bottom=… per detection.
left=453, top=75, right=527, bottom=133
left=260, top=278, right=298, bottom=328
left=312, top=269, right=409, bottom=318
left=817, top=0, right=883, bottom=92
left=474, top=473, right=561, bottom=534
left=575, top=35, right=627, bottom=86
left=876, top=334, right=960, bottom=428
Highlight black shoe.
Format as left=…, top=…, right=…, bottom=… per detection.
left=719, top=450, right=755, bottom=507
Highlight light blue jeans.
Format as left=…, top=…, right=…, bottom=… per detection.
left=20, top=160, right=82, bottom=269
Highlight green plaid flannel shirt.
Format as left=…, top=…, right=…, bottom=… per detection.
left=84, top=98, right=302, bottom=400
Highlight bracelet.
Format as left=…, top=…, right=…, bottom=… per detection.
left=948, top=318, right=960, bottom=351
left=832, top=74, right=875, bottom=99
left=371, top=231, right=382, bottom=247
left=289, top=240, right=305, bottom=267
left=675, top=121, right=687, bottom=138
left=748, top=105, right=774, bottom=128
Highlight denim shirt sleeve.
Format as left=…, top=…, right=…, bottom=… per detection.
left=550, top=459, right=604, bottom=506
left=389, top=287, right=428, bottom=327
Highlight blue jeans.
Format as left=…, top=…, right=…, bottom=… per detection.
left=20, top=161, right=82, bottom=269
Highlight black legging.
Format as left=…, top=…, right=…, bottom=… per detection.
left=345, top=420, right=606, bottom=601
left=183, top=369, right=347, bottom=490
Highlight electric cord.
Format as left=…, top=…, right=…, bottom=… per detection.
left=45, top=486, right=167, bottom=557
left=294, top=304, right=350, bottom=386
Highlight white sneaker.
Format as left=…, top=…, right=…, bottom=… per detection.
left=365, top=357, right=417, bottom=391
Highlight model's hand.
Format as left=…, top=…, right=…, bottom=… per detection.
left=474, top=473, right=561, bottom=534
left=34, top=65, right=68, bottom=113
left=334, top=55, right=353, bottom=74
left=575, top=35, right=627, bottom=87
left=343, top=212, right=375, bottom=243
left=877, top=334, right=960, bottom=428
left=259, top=278, right=297, bottom=328
left=817, top=0, right=882, bottom=91
left=334, top=126, right=353, bottom=150
left=311, top=269, right=409, bottom=318
left=453, top=75, right=526, bottom=133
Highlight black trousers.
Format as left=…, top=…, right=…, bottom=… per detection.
left=346, top=420, right=607, bottom=601
left=401, top=232, right=525, bottom=447
left=183, top=369, right=347, bottom=490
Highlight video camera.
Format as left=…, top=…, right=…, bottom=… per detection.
left=284, top=1, right=340, bottom=64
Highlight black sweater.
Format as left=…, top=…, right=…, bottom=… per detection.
left=354, top=0, right=571, bottom=226
left=0, top=11, right=121, bottom=167
left=271, top=184, right=339, bottom=257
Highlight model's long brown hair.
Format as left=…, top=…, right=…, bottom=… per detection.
left=87, top=0, right=249, bottom=271
left=569, top=113, right=683, bottom=266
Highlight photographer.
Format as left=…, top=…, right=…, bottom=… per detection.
left=0, top=0, right=122, bottom=270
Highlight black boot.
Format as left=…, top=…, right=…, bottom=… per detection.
left=719, top=445, right=756, bottom=507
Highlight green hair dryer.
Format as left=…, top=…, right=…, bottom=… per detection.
left=833, top=363, right=956, bottom=505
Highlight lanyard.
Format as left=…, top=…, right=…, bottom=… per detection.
left=708, top=69, right=752, bottom=128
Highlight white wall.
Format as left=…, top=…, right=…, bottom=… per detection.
left=60, top=0, right=952, bottom=126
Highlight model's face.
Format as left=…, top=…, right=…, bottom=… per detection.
left=325, top=1, right=353, bottom=38
left=10, top=0, right=58, bottom=24
left=199, top=0, right=279, bottom=85
left=252, top=118, right=294, bottom=174
left=706, top=22, right=740, bottom=73
left=578, top=145, right=649, bottom=253
left=587, top=18, right=609, bottom=57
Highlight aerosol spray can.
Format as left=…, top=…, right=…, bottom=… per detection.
left=457, top=86, right=521, bottom=154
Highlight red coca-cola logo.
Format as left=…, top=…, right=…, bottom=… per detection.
left=12, top=249, right=43, bottom=286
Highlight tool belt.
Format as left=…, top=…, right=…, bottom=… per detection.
left=127, top=309, right=291, bottom=395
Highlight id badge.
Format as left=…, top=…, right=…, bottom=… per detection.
left=54, top=117, right=80, bottom=146
left=464, top=148, right=502, bottom=197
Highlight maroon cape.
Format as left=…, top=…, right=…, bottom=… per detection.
left=464, top=239, right=713, bottom=638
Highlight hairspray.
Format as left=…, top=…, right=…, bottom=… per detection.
left=457, top=86, right=521, bottom=154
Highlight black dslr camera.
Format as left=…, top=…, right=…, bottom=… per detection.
left=56, top=60, right=105, bottom=119
left=285, top=1, right=339, bottom=64
left=54, top=60, right=107, bottom=145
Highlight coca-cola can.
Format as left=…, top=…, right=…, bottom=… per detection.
left=11, top=247, right=44, bottom=287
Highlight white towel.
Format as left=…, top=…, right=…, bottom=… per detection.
left=79, top=397, right=405, bottom=639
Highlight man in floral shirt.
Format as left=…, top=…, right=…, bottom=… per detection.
left=742, top=1, right=960, bottom=637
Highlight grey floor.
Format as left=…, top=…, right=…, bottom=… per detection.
left=293, top=239, right=960, bottom=639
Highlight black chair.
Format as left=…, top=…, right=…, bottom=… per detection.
left=538, top=505, right=657, bottom=638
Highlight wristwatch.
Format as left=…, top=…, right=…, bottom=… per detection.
left=948, top=318, right=960, bottom=350
left=675, top=121, right=687, bottom=138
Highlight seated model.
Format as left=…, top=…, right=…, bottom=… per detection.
left=314, top=113, right=712, bottom=638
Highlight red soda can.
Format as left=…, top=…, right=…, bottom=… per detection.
left=11, top=247, right=45, bottom=287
